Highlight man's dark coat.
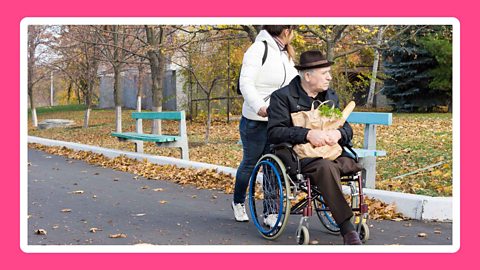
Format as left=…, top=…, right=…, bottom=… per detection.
left=267, top=75, right=354, bottom=159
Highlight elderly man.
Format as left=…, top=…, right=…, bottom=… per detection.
left=267, top=50, right=363, bottom=245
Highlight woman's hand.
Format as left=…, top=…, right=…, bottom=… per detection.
left=257, top=106, right=268, bottom=117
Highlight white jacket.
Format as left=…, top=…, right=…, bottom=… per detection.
left=239, top=30, right=298, bottom=121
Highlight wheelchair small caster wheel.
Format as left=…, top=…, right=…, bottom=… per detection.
left=359, top=222, right=370, bottom=242
left=296, top=226, right=309, bottom=245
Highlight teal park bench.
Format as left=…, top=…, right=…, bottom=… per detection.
left=111, top=111, right=189, bottom=160
left=346, top=112, right=393, bottom=189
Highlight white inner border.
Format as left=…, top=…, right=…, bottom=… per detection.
left=20, top=17, right=460, bottom=253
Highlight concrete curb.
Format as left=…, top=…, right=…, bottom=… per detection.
left=28, top=136, right=452, bottom=221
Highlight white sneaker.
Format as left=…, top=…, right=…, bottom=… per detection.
left=263, top=214, right=282, bottom=228
left=232, top=202, right=249, bottom=222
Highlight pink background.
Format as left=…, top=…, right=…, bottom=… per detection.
left=5, top=0, right=473, bottom=269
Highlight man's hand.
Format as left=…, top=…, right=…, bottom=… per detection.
left=325, top=130, right=341, bottom=146
left=307, top=129, right=341, bottom=147
left=257, top=106, right=268, bottom=117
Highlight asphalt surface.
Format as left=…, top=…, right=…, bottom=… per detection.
left=27, top=148, right=453, bottom=246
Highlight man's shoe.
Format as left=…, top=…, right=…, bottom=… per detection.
left=231, top=202, right=249, bottom=222
left=343, top=231, right=362, bottom=245
left=263, top=214, right=281, bottom=228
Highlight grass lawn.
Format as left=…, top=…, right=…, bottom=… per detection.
left=27, top=107, right=453, bottom=197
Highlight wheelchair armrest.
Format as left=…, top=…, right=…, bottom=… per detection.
left=270, top=142, right=294, bottom=151
left=269, top=143, right=302, bottom=176
left=344, top=143, right=359, bottom=163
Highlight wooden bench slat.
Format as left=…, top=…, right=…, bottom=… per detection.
left=347, top=112, right=392, bottom=126
left=132, top=111, right=183, bottom=120
left=111, top=132, right=178, bottom=143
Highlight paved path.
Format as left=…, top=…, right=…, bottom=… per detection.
left=27, top=148, right=452, bottom=246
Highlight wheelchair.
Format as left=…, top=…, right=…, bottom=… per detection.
left=247, top=143, right=370, bottom=245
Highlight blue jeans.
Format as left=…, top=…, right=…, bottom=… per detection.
left=234, top=117, right=270, bottom=204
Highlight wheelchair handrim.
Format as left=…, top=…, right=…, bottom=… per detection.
left=248, top=160, right=284, bottom=236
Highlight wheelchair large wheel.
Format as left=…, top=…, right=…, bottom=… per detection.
left=314, top=179, right=363, bottom=235
left=248, top=154, right=291, bottom=240
left=314, top=196, right=340, bottom=234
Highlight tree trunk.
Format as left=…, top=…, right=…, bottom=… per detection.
left=28, top=63, right=37, bottom=127
left=205, top=99, right=211, bottom=144
left=50, top=71, right=54, bottom=106
left=188, top=72, right=193, bottom=120
left=366, top=50, right=380, bottom=108
left=83, top=83, right=94, bottom=128
left=136, top=65, right=144, bottom=112
left=326, top=41, right=335, bottom=62
left=152, top=106, right=162, bottom=135
left=31, top=108, right=38, bottom=128
left=112, top=26, right=123, bottom=133
left=113, top=66, right=122, bottom=132
left=145, top=26, right=166, bottom=135
left=150, top=58, right=164, bottom=134
left=115, top=106, right=122, bottom=132
left=67, top=81, right=73, bottom=103
left=83, top=108, right=91, bottom=129
left=136, top=97, right=142, bottom=112
left=28, top=27, right=37, bottom=127
left=241, top=25, right=259, bottom=43
left=76, top=87, right=81, bottom=104
left=28, top=88, right=37, bottom=127
left=366, top=26, right=385, bottom=108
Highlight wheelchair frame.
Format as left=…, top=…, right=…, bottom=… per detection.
left=247, top=143, right=370, bottom=245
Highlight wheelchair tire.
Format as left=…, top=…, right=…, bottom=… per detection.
left=359, top=222, right=370, bottom=242
left=314, top=197, right=340, bottom=234
left=349, top=179, right=369, bottom=242
left=248, top=154, right=291, bottom=240
left=296, top=226, right=309, bottom=245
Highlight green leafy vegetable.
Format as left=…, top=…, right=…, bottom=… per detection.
left=318, top=104, right=342, bottom=119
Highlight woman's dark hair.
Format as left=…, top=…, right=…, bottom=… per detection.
left=262, top=25, right=297, bottom=60
left=262, top=25, right=296, bottom=37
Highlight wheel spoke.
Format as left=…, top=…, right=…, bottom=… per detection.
left=248, top=154, right=291, bottom=240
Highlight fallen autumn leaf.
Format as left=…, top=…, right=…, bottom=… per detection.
left=35, top=229, right=47, bottom=235
left=109, top=233, right=127, bottom=238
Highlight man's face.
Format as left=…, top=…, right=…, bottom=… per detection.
left=307, top=67, right=332, bottom=92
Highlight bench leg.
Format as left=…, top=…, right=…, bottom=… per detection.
left=360, top=156, right=376, bottom=189
left=181, top=146, right=189, bottom=160
left=135, top=141, right=144, bottom=153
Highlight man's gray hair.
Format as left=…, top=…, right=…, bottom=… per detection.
left=299, top=69, right=314, bottom=80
